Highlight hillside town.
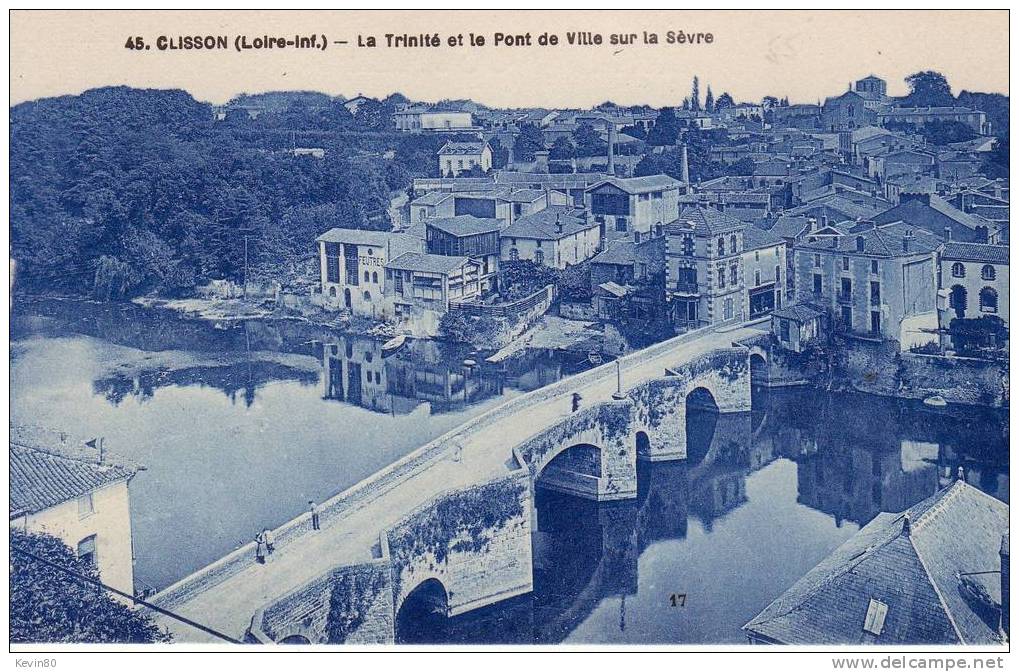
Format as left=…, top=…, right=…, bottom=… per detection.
left=10, top=68, right=1010, bottom=648
left=293, top=72, right=1008, bottom=366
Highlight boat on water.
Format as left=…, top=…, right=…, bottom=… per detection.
left=923, top=395, right=948, bottom=408
left=381, top=334, right=408, bottom=357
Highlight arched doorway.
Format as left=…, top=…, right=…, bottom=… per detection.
left=343, top=287, right=352, bottom=309
left=950, top=285, right=967, bottom=319
left=396, top=578, right=449, bottom=644
left=685, top=387, right=719, bottom=464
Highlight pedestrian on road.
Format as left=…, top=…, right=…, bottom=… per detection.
left=263, top=528, right=275, bottom=555
left=254, top=531, right=266, bottom=564
left=309, top=500, right=321, bottom=530
left=571, top=392, right=582, bottom=413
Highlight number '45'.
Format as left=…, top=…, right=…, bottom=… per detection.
left=125, top=36, right=146, bottom=50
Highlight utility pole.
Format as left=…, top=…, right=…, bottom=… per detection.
left=612, top=358, right=626, bottom=400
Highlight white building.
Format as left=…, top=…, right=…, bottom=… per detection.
left=396, top=107, right=475, bottom=132
left=317, top=228, right=423, bottom=318
left=10, top=435, right=137, bottom=597
left=438, top=141, right=492, bottom=177
left=500, top=206, right=602, bottom=269
left=941, top=242, right=1009, bottom=327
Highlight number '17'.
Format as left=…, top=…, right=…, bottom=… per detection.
left=669, top=593, right=687, bottom=607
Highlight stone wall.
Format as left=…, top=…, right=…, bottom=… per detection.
left=386, top=470, right=534, bottom=617
left=627, top=348, right=752, bottom=461
left=250, top=559, right=394, bottom=644
left=513, top=400, right=637, bottom=501
left=898, top=352, right=1008, bottom=407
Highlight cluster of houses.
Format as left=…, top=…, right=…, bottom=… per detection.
left=315, top=74, right=1008, bottom=352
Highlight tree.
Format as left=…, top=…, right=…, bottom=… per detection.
left=549, top=136, right=576, bottom=161
left=690, top=76, right=701, bottom=112
left=904, top=71, right=954, bottom=107
left=489, top=137, right=510, bottom=169
left=982, top=139, right=1009, bottom=178
left=513, top=122, right=545, bottom=162
left=917, top=120, right=978, bottom=146
left=646, top=107, right=680, bottom=147
left=11, top=529, right=171, bottom=643
left=715, top=92, right=734, bottom=111
left=572, top=123, right=606, bottom=157
left=704, top=86, right=715, bottom=113
left=762, top=96, right=779, bottom=110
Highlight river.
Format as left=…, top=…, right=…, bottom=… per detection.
left=10, top=297, right=1009, bottom=644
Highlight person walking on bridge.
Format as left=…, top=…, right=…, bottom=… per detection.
left=263, top=527, right=276, bottom=556
left=309, top=500, right=321, bottom=530
left=254, top=531, right=266, bottom=564
left=571, top=392, right=582, bottom=413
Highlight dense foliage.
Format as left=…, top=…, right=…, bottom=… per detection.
left=10, top=529, right=170, bottom=643
left=11, top=87, right=411, bottom=298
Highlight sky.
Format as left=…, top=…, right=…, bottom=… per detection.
left=10, top=10, right=1010, bottom=108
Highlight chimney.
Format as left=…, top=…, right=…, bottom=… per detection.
left=555, top=212, right=564, bottom=235
left=607, top=123, right=616, bottom=176
left=944, top=227, right=952, bottom=242
left=902, top=229, right=913, bottom=253
left=807, top=216, right=818, bottom=232
left=821, top=213, right=829, bottom=228
left=1001, top=534, right=1010, bottom=637
left=680, top=144, right=690, bottom=184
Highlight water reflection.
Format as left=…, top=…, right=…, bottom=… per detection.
left=426, top=387, right=1008, bottom=645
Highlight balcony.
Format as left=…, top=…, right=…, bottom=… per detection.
left=673, top=282, right=700, bottom=296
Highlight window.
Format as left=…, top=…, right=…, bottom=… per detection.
left=364, top=270, right=370, bottom=283
left=840, top=277, right=852, bottom=302
left=842, top=256, right=850, bottom=271
left=535, top=250, right=545, bottom=266
left=780, top=319, right=791, bottom=342
left=863, top=599, right=888, bottom=636
left=394, top=272, right=404, bottom=293
left=615, top=217, right=628, bottom=232
left=681, top=235, right=695, bottom=256
left=871, top=310, right=881, bottom=335
left=952, top=262, right=966, bottom=278
left=775, top=265, right=780, bottom=283
left=814, top=253, right=821, bottom=268
left=813, top=273, right=822, bottom=295
left=724, top=297, right=734, bottom=320
left=324, top=242, right=341, bottom=284
left=871, top=259, right=879, bottom=274
left=730, top=265, right=738, bottom=286
left=536, top=239, right=542, bottom=248
left=510, top=247, right=519, bottom=261
left=717, top=236, right=726, bottom=256
left=77, top=535, right=97, bottom=568
left=870, top=281, right=881, bottom=306
left=754, top=250, right=760, bottom=261
left=982, top=264, right=996, bottom=281
left=371, top=272, right=378, bottom=284
left=730, top=234, right=737, bottom=253
left=717, top=265, right=726, bottom=289
left=363, top=290, right=371, bottom=302
left=980, top=287, right=998, bottom=313
left=841, top=305, right=853, bottom=330
left=754, top=270, right=761, bottom=287
left=77, top=493, right=95, bottom=519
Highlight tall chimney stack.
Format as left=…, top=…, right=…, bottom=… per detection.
left=607, top=122, right=616, bottom=176
left=681, top=144, right=690, bottom=184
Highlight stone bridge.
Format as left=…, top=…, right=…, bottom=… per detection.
left=147, top=322, right=768, bottom=644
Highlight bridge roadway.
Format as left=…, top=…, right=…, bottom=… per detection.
left=154, top=323, right=765, bottom=642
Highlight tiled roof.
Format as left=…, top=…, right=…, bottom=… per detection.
left=796, top=222, right=942, bottom=257
left=667, top=207, right=746, bottom=236
left=438, top=141, right=487, bottom=155
left=590, top=239, right=636, bottom=266
left=426, top=215, right=503, bottom=237
left=771, top=302, right=825, bottom=323
left=745, top=480, right=1008, bottom=645
left=385, top=251, right=471, bottom=275
left=941, top=242, right=1009, bottom=265
left=11, top=443, right=134, bottom=517
left=316, top=228, right=392, bottom=246
left=501, top=206, right=597, bottom=240
left=410, top=192, right=453, bottom=207
left=588, top=174, right=683, bottom=194
left=743, top=226, right=785, bottom=251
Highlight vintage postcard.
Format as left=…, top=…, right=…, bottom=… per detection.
left=6, top=8, right=1011, bottom=663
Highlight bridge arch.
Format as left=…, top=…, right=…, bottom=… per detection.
left=278, top=634, right=311, bottom=644
left=535, top=442, right=604, bottom=498
left=395, top=577, right=450, bottom=644
left=749, top=352, right=768, bottom=388
left=685, top=386, right=720, bottom=464
left=635, top=431, right=651, bottom=460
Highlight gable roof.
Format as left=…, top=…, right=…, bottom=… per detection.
left=385, top=251, right=472, bottom=275
left=745, top=480, right=1008, bottom=645
left=796, top=221, right=942, bottom=257
left=438, top=141, right=488, bottom=155
left=587, top=174, right=682, bottom=194
left=426, top=215, right=503, bottom=237
left=501, top=206, right=597, bottom=240
left=11, top=442, right=135, bottom=518
left=743, top=225, right=785, bottom=251
left=771, top=302, right=825, bottom=323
